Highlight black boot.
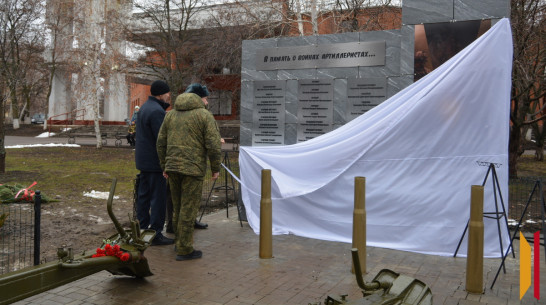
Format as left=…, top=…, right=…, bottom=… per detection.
left=151, top=233, right=174, bottom=246
left=194, top=219, right=208, bottom=229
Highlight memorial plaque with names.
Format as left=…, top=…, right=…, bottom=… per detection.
left=252, top=80, right=286, bottom=146
left=346, top=78, right=387, bottom=121
left=297, top=79, right=334, bottom=142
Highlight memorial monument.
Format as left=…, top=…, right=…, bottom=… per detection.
left=240, top=0, right=510, bottom=146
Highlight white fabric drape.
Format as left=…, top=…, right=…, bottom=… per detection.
left=239, top=18, right=513, bottom=257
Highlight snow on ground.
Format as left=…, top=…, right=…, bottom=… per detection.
left=35, top=128, right=71, bottom=138
left=36, top=132, right=56, bottom=138
left=83, top=190, right=119, bottom=200
left=6, top=128, right=77, bottom=148
left=6, top=143, right=81, bottom=149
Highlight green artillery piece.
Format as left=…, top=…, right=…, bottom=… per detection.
left=0, top=179, right=156, bottom=305
left=323, top=248, right=432, bottom=305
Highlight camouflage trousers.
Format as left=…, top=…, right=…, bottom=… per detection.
left=167, top=172, right=203, bottom=255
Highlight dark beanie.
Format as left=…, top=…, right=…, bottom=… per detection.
left=150, top=80, right=170, bottom=96
left=185, top=83, right=210, bottom=98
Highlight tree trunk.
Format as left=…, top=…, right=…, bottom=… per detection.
left=0, top=152, right=4, bottom=173
left=0, top=101, right=5, bottom=173
left=0, top=135, right=4, bottom=172
left=0, top=86, right=6, bottom=174
left=508, top=126, right=522, bottom=178
left=295, top=0, right=304, bottom=36
left=535, top=146, right=544, bottom=161
left=310, top=0, right=318, bottom=35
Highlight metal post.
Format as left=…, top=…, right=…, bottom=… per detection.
left=33, top=191, right=41, bottom=266
left=259, top=169, right=272, bottom=259
left=352, top=177, right=366, bottom=274
left=224, top=151, right=229, bottom=217
left=466, top=185, right=484, bottom=293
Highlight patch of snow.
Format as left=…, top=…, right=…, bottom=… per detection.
left=36, top=132, right=55, bottom=138
left=83, top=190, right=119, bottom=200
left=88, top=214, right=108, bottom=224
left=6, top=143, right=81, bottom=149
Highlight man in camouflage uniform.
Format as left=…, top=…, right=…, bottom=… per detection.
left=157, top=91, right=222, bottom=261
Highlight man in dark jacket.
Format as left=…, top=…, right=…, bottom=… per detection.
left=135, top=80, right=174, bottom=246
left=157, top=91, right=222, bottom=261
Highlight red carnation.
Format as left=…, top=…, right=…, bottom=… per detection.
left=120, top=252, right=131, bottom=262
left=91, top=243, right=131, bottom=261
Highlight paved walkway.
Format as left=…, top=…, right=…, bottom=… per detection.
left=4, top=135, right=544, bottom=304
left=10, top=206, right=546, bottom=305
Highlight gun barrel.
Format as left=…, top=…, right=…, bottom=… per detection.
left=107, top=178, right=129, bottom=239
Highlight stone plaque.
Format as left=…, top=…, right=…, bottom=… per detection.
left=207, top=90, right=233, bottom=116
left=346, top=78, right=387, bottom=121
left=256, top=41, right=386, bottom=70
left=297, top=79, right=334, bottom=142
left=252, top=80, right=286, bottom=146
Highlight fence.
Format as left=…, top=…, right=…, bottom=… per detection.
left=0, top=202, right=35, bottom=275
left=508, top=176, right=545, bottom=233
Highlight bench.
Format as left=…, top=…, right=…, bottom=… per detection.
left=67, top=131, right=108, bottom=145
left=66, top=126, right=129, bottom=146
left=106, top=126, right=132, bottom=147
left=113, top=131, right=129, bottom=147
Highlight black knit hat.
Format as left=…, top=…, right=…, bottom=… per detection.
left=150, top=80, right=170, bottom=96
left=185, top=83, right=210, bottom=98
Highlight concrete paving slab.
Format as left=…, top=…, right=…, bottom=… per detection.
left=3, top=135, right=544, bottom=304
left=10, top=206, right=546, bottom=305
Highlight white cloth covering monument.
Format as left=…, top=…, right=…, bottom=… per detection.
left=239, top=19, right=512, bottom=257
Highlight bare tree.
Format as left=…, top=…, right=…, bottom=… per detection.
left=191, top=3, right=263, bottom=77
left=126, top=0, right=212, bottom=98
left=67, top=0, right=106, bottom=148
left=19, top=44, right=49, bottom=122
left=47, top=0, right=133, bottom=149
left=0, top=0, right=45, bottom=172
left=228, top=0, right=401, bottom=37
left=197, top=0, right=401, bottom=83
left=331, top=0, right=401, bottom=32
left=509, top=0, right=546, bottom=175
left=0, top=0, right=45, bottom=126
left=231, top=0, right=326, bottom=36
left=43, top=0, right=77, bottom=130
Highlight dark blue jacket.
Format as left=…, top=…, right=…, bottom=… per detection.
left=135, top=96, right=170, bottom=172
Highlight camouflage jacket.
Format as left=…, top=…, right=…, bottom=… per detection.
left=157, top=93, right=222, bottom=177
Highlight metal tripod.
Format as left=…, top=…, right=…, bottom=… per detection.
left=199, top=150, right=242, bottom=227
left=453, top=163, right=513, bottom=267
